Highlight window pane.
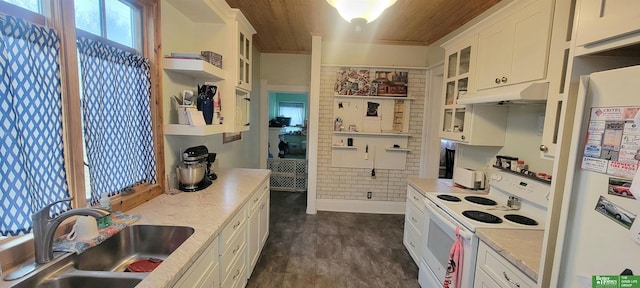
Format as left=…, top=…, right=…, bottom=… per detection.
left=75, top=0, right=101, bottom=36
left=3, top=0, right=40, bottom=13
left=105, top=0, right=134, bottom=48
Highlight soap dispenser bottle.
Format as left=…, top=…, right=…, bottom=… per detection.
left=98, top=192, right=112, bottom=228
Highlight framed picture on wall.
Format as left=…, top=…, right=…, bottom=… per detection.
left=223, top=132, right=242, bottom=143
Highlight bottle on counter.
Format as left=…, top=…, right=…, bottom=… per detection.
left=98, top=192, right=112, bottom=228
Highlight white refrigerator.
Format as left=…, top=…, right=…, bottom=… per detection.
left=557, top=65, right=640, bottom=287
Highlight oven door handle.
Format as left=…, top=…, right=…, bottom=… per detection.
left=424, top=201, right=473, bottom=241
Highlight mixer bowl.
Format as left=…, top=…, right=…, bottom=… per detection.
left=176, top=163, right=205, bottom=189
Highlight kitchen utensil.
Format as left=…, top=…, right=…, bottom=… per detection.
left=177, top=146, right=214, bottom=192
left=176, top=162, right=205, bottom=190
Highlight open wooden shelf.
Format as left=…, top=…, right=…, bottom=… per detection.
left=164, top=124, right=225, bottom=136
left=163, top=58, right=225, bottom=81
left=333, top=131, right=411, bottom=137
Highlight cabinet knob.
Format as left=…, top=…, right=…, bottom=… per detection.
left=501, top=77, right=508, bottom=83
left=539, top=145, right=548, bottom=152
left=495, top=78, right=501, bottom=84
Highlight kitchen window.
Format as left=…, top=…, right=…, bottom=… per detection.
left=75, top=0, right=141, bottom=51
left=0, top=0, right=161, bottom=266
left=0, top=0, right=40, bottom=14
left=278, top=101, right=305, bottom=126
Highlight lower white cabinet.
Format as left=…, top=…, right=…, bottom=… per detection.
left=173, top=236, right=220, bottom=288
left=174, top=179, right=270, bottom=288
left=403, top=185, right=426, bottom=264
left=474, top=241, right=535, bottom=288
left=247, top=180, right=270, bottom=278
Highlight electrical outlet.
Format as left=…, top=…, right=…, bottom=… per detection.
left=367, top=192, right=372, bottom=199
left=371, top=168, right=376, bottom=178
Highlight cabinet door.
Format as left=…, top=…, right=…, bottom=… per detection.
left=508, top=0, right=552, bottom=86
left=440, top=36, right=476, bottom=143
left=237, top=24, right=252, bottom=92
left=476, top=242, right=536, bottom=288
left=476, top=23, right=513, bottom=90
left=247, top=204, right=260, bottom=275
left=258, top=192, right=270, bottom=246
left=575, top=0, right=640, bottom=47
left=476, top=0, right=552, bottom=90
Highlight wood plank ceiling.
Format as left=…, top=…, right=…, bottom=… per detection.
left=225, top=0, right=501, bottom=54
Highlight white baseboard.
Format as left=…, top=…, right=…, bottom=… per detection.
left=316, top=199, right=406, bottom=214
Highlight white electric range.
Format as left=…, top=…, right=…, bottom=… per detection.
left=418, top=168, right=550, bottom=288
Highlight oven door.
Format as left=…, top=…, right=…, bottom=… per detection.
left=421, top=200, right=476, bottom=286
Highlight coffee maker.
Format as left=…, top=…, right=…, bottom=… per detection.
left=177, top=145, right=217, bottom=192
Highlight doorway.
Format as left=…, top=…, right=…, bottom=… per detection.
left=268, top=92, right=308, bottom=159
left=266, top=89, right=309, bottom=193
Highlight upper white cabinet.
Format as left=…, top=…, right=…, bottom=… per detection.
left=234, top=13, right=255, bottom=92
left=573, top=0, right=640, bottom=56
left=475, top=0, right=553, bottom=90
left=440, top=36, right=508, bottom=146
left=162, top=0, right=256, bottom=135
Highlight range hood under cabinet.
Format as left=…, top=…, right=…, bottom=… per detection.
left=457, top=82, right=549, bottom=105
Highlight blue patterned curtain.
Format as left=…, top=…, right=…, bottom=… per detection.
left=76, top=37, right=156, bottom=204
left=0, top=16, right=70, bottom=236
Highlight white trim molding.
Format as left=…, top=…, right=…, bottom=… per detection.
left=316, top=199, right=406, bottom=214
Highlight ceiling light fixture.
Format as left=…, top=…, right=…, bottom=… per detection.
left=327, top=0, right=397, bottom=31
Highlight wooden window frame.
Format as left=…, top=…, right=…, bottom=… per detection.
left=0, top=0, right=164, bottom=272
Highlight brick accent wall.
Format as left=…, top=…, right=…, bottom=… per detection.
left=316, top=67, right=426, bottom=202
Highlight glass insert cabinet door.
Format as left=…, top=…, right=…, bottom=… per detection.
left=440, top=36, right=476, bottom=143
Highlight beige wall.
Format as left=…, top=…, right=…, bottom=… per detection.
left=321, top=42, right=429, bottom=67
left=260, top=53, right=311, bottom=86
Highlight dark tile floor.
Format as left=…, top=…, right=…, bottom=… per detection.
left=247, top=191, right=420, bottom=288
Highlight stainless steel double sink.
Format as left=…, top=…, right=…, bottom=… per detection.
left=10, top=225, right=194, bottom=288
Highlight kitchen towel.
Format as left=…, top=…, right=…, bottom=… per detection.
left=443, top=226, right=463, bottom=288
left=53, top=211, right=140, bottom=255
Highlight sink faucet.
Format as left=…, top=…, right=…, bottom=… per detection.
left=32, top=197, right=111, bottom=264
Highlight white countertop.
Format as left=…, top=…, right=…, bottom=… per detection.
left=407, top=177, right=487, bottom=196
left=1, top=168, right=270, bottom=288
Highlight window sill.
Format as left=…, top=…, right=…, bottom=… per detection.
left=110, top=183, right=163, bottom=212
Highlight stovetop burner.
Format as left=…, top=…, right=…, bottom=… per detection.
left=464, top=196, right=497, bottom=206
left=504, top=214, right=538, bottom=226
left=437, top=195, right=461, bottom=202
left=462, top=210, right=503, bottom=224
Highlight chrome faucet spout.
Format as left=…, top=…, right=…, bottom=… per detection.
left=32, top=198, right=111, bottom=264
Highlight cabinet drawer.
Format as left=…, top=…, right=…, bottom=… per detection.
left=173, top=237, right=218, bottom=288
left=220, top=221, right=247, bottom=276
left=407, top=185, right=426, bottom=210
left=403, top=221, right=421, bottom=264
left=220, top=205, right=247, bottom=251
left=476, top=242, right=535, bottom=288
left=221, top=246, right=248, bottom=288
left=405, top=200, right=423, bottom=233
left=250, top=180, right=269, bottom=212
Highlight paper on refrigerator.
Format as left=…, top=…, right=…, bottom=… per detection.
left=581, top=106, right=640, bottom=179
left=631, top=110, right=640, bottom=199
